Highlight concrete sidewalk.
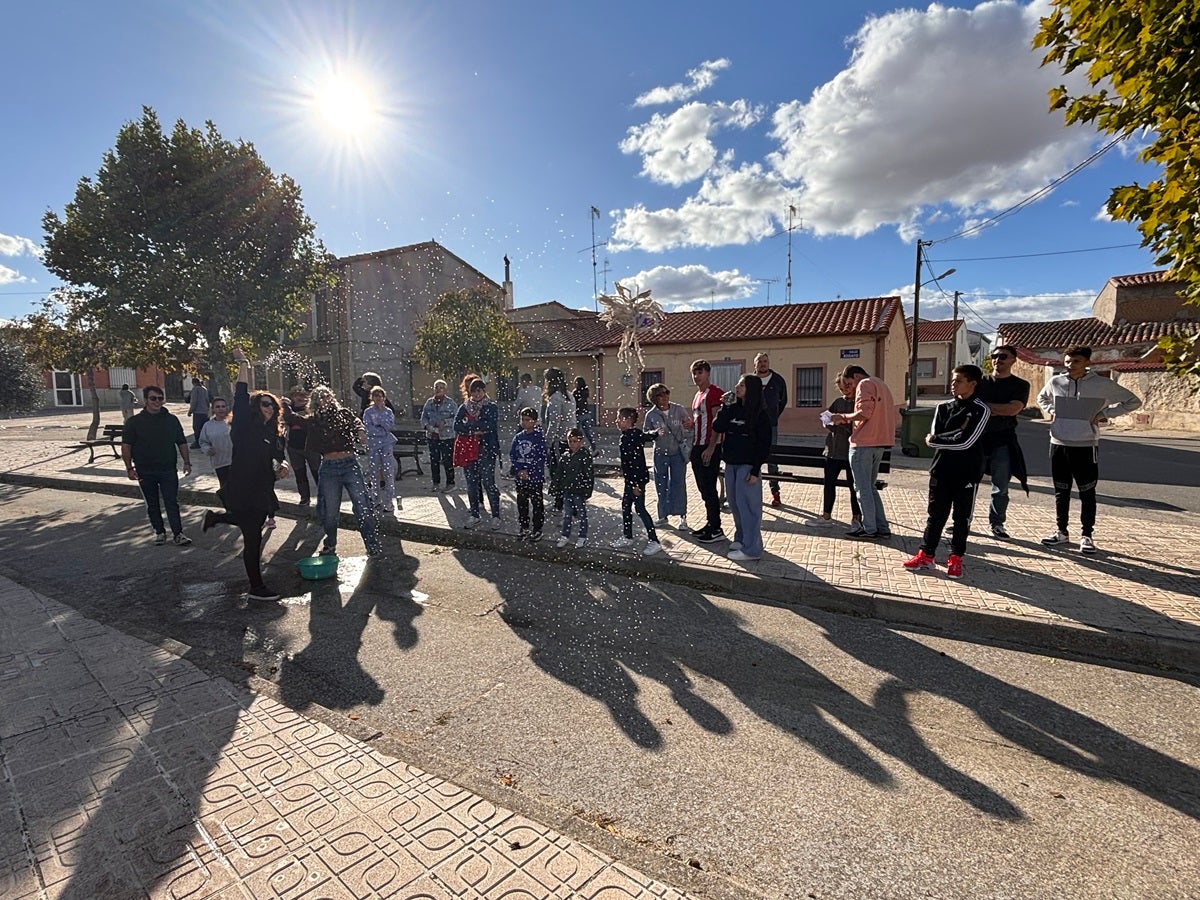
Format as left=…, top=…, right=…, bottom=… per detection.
left=0, top=574, right=704, bottom=899
left=1, top=410, right=1198, bottom=674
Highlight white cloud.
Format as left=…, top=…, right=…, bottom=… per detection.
left=614, top=1, right=1099, bottom=251
left=613, top=263, right=755, bottom=310
left=0, top=264, right=29, bottom=286
left=611, top=161, right=789, bottom=251
left=634, top=59, right=730, bottom=107
left=0, top=233, right=43, bottom=259
left=1093, top=204, right=1114, bottom=222
left=620, top=100, right=762, bottom=187
left=890, top=285, right=1096, bottom=329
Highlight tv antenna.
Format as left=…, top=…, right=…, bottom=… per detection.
left=754, top=277, right=781, bottom=304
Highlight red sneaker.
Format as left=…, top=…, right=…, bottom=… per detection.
left=946, top=554, right=964, bottom=579
left=770, top=492, right=782, bottom=508
left=902, top=550, right=936, bottom=571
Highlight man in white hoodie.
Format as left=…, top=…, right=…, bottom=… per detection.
left=1036, top=346, right=1141, bottom=553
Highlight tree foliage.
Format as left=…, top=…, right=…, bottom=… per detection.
left=41, top=107, right=332, bottom=399
left=412, top=288, right=524, bottom=383
left=1035, top=1, right=1200, bottom=382
left=0, top=331, right=46, bottom=418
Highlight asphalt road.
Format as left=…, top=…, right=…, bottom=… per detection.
left=2, top=484, right=1197, bottom=899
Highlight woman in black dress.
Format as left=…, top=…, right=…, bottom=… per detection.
left=203, top=348, right=290, bottom=601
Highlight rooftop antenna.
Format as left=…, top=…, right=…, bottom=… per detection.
left=754, top=277, right=781, bottom=304
left=786, top=205, right=801, bottom=304
left=601, top=256, right=612, bottom=295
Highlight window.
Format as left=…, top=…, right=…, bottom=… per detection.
left=640, top=370, right=663, bottom=406
left=916, top=358, right=936, bottom=379
left=53, top=371, right=82, bottom=406
left=108, top=367, right=137, bottom=389
left=709, top=362, right=742, bottom=394
left=794, top=366, right=824, bottom=408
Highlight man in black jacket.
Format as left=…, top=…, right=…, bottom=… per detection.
left=973, top=344, right=1030, bottom=538
left=754, top=353, right=788, bottom=507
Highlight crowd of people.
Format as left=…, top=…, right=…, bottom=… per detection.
left=118, top=343, right=1141, bottom=600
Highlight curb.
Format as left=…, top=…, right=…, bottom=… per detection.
left=4, top=470, right=1198, bottom=679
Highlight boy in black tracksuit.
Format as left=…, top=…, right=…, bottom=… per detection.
left=903, top=365, right=991, bottom=578
left=614, top=407, right=662, bottom=555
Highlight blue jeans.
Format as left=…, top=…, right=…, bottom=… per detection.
left=621, top=481, right=658, bottom=541
left=578, top=408, right=595, bottom=449
left=561, top=494, right=588, bottom=538
left=318, top=456, right=381, bottom=553
left=983, top=443, right=1011, bottom=527
left=653, top=450, right=688, bottom=520
left=464, top=453, right=501, bottom=518
left=849, top=446, right=890, bottom=534
left=137, top=469, right=182, bottom=535
left=724, top=464, right=764, bottom=557
left=766, top=425, right=781, bottom=495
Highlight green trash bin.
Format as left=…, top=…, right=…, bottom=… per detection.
left=899, top=406, right=937, bottom=458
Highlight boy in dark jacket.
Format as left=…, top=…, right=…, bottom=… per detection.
left=510, top=407, right=547, bottom=541
left=554, top=428, right=594, bottom=548
left=902, top=365, right=991, bottom=579
left=614, top=408, right=662, bottom=555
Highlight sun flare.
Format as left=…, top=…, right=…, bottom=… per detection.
left=311, top=73, right=377, bottom=135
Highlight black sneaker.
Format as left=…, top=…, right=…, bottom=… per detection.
left=173, top=532, right=192, bottom=546
left=202, top=510, right=217, bottom=533
left=845, top=522, right=866, bottom=537
left=991, top=524, right=1010, bottom=538
left=247, top=586, right=282, bottom=602
left=856, top=531, right=880, bottom=540
left=696, top=528, right=726, bottom=544
left=319, top=545, right=337, bottom=556
left=153, top=532, right=167, bottom=546
left=529, top=531, right=542, bottom=543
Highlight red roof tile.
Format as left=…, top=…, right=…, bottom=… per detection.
left=509, top=297, right=901, bottom=355
left=997, top=317, right=1199, bottom=353
left=1108, top=270, right=1181, bottom=288
left=904, top=319, right=963, bottom=344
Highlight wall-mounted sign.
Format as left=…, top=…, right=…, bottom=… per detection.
left=840, top=349, right=861, bottom=359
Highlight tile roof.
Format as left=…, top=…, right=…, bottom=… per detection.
left=997, top=317, right=1200, bottom=353
left=508, top=297, right=902, bottom=355
left=1108, top=270, right=1180, bottom=288
left=904, top=319, right=963, bottom=344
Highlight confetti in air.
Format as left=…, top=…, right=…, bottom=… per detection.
left=598, top=282, right=665, bottom=374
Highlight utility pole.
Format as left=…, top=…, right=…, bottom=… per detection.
left=948, top=290, right=963, bottom=393
left=909, top=239, right=928, bottom=409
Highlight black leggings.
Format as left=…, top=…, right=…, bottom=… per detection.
left=210, top=508, right=269, bottom=590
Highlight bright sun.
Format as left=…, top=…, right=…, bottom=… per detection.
left=311, top=73, right=377, bottom=135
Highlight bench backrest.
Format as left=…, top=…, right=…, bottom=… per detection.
left=103, top=425, right=124, bottom=438
left=767, top=444, right=891, bottom=473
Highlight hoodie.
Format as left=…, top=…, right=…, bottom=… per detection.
left=927, top=396, right=990, bottom=484
left=1037, top=370, right=1141, bottom=447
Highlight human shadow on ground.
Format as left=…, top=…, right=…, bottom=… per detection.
left=814, top=610, right=1200, bottom=822
left=482, top=557, right=1022, bottom=819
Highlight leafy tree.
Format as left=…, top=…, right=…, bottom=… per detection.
left=0, top=330, right=46, bottom=418
left=20, top=295, right=139, bottom=438
left=1035, top=1, right=1200, bottom=381
left=412, top=288, right=525, bottom=384
left=41, top=107, right=332, bottom=399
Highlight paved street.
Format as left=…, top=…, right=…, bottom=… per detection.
left=1, top=409, right=1198, bottom=898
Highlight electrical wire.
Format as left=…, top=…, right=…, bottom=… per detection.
left=931, top=135, right=1126, bottom=245
left=934, top=242, right=1142, bottom=262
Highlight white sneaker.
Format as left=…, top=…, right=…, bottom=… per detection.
left=643, top=541, right=662, bottom=556
left=1080, top=536, right=1097, bottom=554
left=1041, top=530, right=1068, bottom=546
left=728, top=549, right=758, bottom=561
left=556, top=536, right=569, bottom=548
left=575, top=537, right=587, bottom=549
left=805, top=517, right=834, bottom=528
left=490, top=517, right=503, bottom=531
left=610, top=536, right=635, bottom=549
left=729, top=541, right=743, bottom=551
left=677, top=516, right=689, bottom=531
left=464, top=516, right=481, bottom=529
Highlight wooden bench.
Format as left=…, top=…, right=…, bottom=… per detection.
left=721, top=445, right=890, bottom=493
left=390, top=428, right=427, bottom=478
left=762, top=444, right=890, bottom=490
left=76, top=424, right=124, bottom=464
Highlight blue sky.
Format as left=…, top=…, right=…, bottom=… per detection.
left=0, top=0, right=1161, bottom=337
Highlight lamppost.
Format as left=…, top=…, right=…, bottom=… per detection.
left=909, top=238, right=956, bottom=408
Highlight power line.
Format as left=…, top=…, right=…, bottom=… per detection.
left=931, top=135, right=1125, bottom=245
left=934, top=241, right=1142, bottom=262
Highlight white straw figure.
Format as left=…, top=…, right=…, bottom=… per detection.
left=598, top=282, right=665, bottom=373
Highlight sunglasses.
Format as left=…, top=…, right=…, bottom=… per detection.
left=146, top=395, right=164, bottom=401
left=990, top=354, right=1010, bottom=360
left=259, top=400, right=277, bottom=408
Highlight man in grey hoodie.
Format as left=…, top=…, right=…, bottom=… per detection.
left=1036, top=346, right=1141, bottom=554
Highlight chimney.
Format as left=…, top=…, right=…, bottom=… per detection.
left=502, top=254, right=514, bottom=310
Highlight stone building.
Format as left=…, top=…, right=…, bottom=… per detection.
left=998, top=271, right=1200, bottom=432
